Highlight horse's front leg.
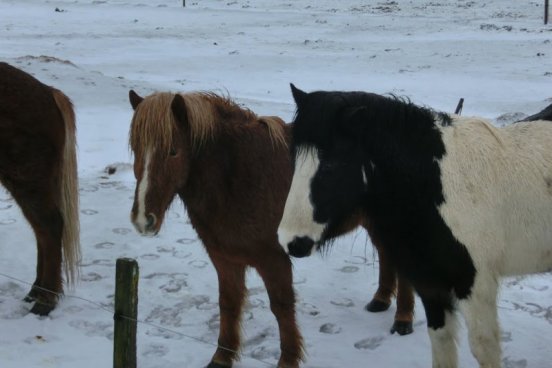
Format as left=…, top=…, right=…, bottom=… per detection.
left=420, top=293, right=459, bottom=368
left=207, top=255, right=247, bottom=368
left=459, top=274, right=501, bottom=368
left=255, top=249, right=304, bottom=368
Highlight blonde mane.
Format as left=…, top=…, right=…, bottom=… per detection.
left=130, top=92, right=286, bottom=154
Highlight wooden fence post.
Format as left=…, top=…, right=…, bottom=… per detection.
left=113, top=258, right=139, bottom=368
left=454, top=98, right=464, bottom=115
left=545, top=0, right=549, bottom=25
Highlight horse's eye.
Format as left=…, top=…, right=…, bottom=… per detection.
left=169, top=148, right=177, bottom=156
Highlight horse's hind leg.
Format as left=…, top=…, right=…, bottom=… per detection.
left=255, top=249, right=303, bottom=368
left=10, top=185, right=63, bottom=316
left=207, top=255, right=247, bottom=368
left=365, top=240, right=414, bottom=335
left=391, top=276, right=415, bottom=335
left=365, top=241, right=396, bottom=312
left=459, top=275, right=501, bottom=368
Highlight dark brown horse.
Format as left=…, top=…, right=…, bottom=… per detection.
left=0, top=62, right=80, bottom=315
left=127, top=90, right=413, bottom=368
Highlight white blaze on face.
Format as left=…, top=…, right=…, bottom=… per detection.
left=278, top=149, right=326, bottom=253
left=133, top=150, right=152, bottom=233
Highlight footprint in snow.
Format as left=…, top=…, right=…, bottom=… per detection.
left=338, top=265, right=359, bottom=273
left=501, top=331, right=513, bottom=342
left=177, top=238, right=197, bottom=245
left=503, top=357, right=528, bottom=368
left=112, top=227, right=132, bottom=235
left=354, top=335, right=385, bottom=350
left=69, top=320, right=113, bottom=339
left=81, top=272, right=103, bottom=282
left=159, top=278, right=188, bottom=293
left=140, top=253, right=160, bottom=261
left=330, top=297, right=355, bottom=307
left=319, top=323, right=342, bottom=334
left=0, top=218, right=16, bottom=225
left=80, top=259, right=115, bottom=267
left=94, top=241, right=115, bottom=249
left=188, top=260, right=208, bottom=269
left=298, top=302, right=319, bottom=316
left=250, top=345, right=280, bottom=361
left=81, top=209, right=98, bottom=215
left=80, top=184, right=99, bottom=193
left=143, top=343, right=169, bottom=358
left=243, top=327, right=276, bottom=347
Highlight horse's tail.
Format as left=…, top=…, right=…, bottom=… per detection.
left=52, top=88, right=81, bottom=289
left=259, top=116, right=288, bottom=148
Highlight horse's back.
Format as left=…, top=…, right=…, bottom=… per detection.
left=437, top=117, right=552, bottom=276
left=0, top=62, right=64, bottom=134
left=0, top=63, right=66, bottom=180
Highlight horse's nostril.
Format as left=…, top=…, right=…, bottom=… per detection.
left=146, top=213, right=156, bottom=229
left=288, top=236, right=315, bottom=258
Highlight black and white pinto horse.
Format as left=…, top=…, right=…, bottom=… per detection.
left=277, top=84, right=552, bottom=368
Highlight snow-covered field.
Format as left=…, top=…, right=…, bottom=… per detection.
left=0, top=1, right=551, bottom=367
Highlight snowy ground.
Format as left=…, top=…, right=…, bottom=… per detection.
left=0, top=0, right=551, bottom=367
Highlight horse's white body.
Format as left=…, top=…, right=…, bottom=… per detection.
left=438, top=118, right=552, bottom=278
left=434, top=118, right=552, bottom=367
left=279, top=116, right=552, bottom=368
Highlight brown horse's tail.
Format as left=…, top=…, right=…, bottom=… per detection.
left=52, top=88, right=81, bottom=289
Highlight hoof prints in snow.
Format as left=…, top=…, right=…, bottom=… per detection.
left=354, top=336, right=385, bottom=350
left=319, top=323, right=342, bottom=334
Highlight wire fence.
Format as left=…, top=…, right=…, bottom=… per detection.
left=0, top=271, right=276, bottom=368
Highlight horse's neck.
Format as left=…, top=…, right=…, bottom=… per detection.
left=369, top=114, right=443, bottom=169
left=180, top=127, right=291, bottom=222
left=363, top=111, right=446, bottom=212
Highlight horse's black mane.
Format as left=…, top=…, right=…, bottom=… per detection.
left=313, top=90, right=452, bottom=127
left=293, top=90, right=452, bottom=154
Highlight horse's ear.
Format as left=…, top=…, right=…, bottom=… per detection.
left=129, top=90, right=144, bottom=110
left=290, top=83, right=307, bottom=106
left=171, top=94, right=189, bottom=128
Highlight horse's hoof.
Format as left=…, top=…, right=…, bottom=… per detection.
left=29, top=301, right=55, bottom=316
left=23, top=294, right=36, bottom=303
left=205, top=361, right=232, bottom=368
left=365, top=299, right=390, bottom=313
left=390, top=321, right=413, bottom=336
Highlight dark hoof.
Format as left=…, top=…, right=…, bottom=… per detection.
left=29, top=301, right=55, bottom=316
left=390, top=320, right=414, bottom=336
left=205, top=361, right=232, bottom=368
left=23, top=294, right=36, bottom=303
left=365, top=299, right=391, bottom=313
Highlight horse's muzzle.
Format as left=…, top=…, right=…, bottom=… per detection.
left=287, top=236, right=315, bottom=258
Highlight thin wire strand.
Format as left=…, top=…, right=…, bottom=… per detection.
left=0, top=272, right=276, bottom=367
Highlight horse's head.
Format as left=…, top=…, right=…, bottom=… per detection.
left=128, top=90, right=193, bottom=235
left=278, top=84, right=369, bottom=257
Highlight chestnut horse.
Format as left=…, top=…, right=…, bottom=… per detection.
left=0, top=62, right=80, bottom=315
left=127, top=90, right=413, bottom=368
